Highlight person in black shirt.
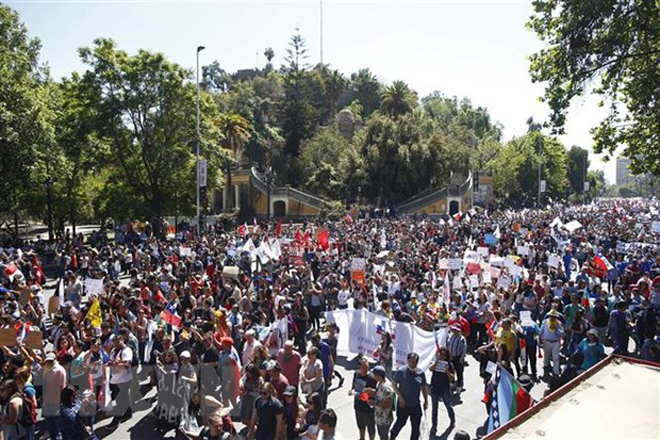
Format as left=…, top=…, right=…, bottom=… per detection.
left=248, top=382, right=284, bottom=440
left=351, top=357, right=377, bottom=440
left=200, top=332, right=220, bottom=396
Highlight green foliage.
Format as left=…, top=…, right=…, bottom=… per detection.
left=299, top=125, right=350, bottom=200
left=528, top=0, right=660, bottom=175
left=566, top=146, right=589, bottom=194
left=77, top=38, right=227, bottom=233
left=349, top=69, right=382, bottom=117
left=380, top=80, right=418, bottom=118
left=489, top=131, right=568, bottom=205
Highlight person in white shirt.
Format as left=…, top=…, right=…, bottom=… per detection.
left=109, top=334, right=133, bottom=424
left=242, top=329, right=262, bottom=367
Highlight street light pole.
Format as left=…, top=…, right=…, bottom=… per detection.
left=320, top=0, right=324, bottom=64
left=537, top=137, right=542, bottom=208
left=196, top=45, right=205, bottom=235
left=44, top=178, right=53, bottom=242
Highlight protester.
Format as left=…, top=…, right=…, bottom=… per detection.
left=390, top=352, right=429, bottom=440
left=429, top=347, right=456, bottom=435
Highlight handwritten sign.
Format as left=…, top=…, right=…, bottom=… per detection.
left=179, top=247, right=192, bottom=257
left=437, top=259, right=448, bottom=270
left=447, top=259, right=462, bottom=270
left=497, top=276, right=511, bottom=289
left=548, top=254, right=561, bottom=269
left=222, top=266, right=240, bottom=279
left=84, top=278, right=104, bottom=296
left=477, top=247, right=489, bottom=257
left=517, top=246, right=530, bottom=257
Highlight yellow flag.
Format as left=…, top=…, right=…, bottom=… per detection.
left=87, top=298, right=102, bottom=329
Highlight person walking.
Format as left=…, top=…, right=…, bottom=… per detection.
left=351, top=357, right=377, bottom=440
left=539, top=310, right=563, bottom=378
left=446, top=324, right=467, bottom=393
left=429, top=348, right=456, bottom=436
left=370, top=366, right=394, bottom=440
left=389, top=353, right=429, bottom=440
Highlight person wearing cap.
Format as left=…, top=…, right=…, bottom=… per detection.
left=350, top=356, right=377, bottom=440
left=539, top=309, right=563, bottom=378
left=178, top=350, right=197, bottom=430
left=577, top=328, right=605, bottom=370
left=42, top=352, right=67, bottom=439
left=446, top=324, right=467, bottom=393
left=281, top=385, right=299, bottom=440
left=368, top=365, right=394, bottom=440
left=218, top=337, right=241, bottom=411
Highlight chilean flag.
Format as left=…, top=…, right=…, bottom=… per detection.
left=453, top=212, right=462, bottom=222
left=593, top=254, right=613, bottom=273
left=161, top=303, right=182, bottom=329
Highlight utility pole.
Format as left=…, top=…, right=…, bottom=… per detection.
left=320, top=0, right=324, bottom=64
left=196, top=45, right=205, bottom=236
left=537, top=136, right=542, bottom=208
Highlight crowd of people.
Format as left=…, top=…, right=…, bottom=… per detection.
left=0, top=198, right=659, bottom=440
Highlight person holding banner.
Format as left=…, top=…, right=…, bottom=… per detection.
left=389, top=352, right=428, bottom=440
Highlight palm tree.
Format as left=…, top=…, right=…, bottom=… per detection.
left=264, top=47, right=275, bottom=64
left=218, top=113, right=251, bottom=210
left=380, top=80, right=418, bottom=117
left=350, top=68, right=381, bottom=116
left=324, top=68, right=347, bottom=119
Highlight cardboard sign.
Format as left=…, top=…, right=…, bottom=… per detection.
left=222, top=266, right=240, bottom=279
left=548, top=254, right=561, bottom=269
left=0, top=328, right=17, bottom=347
left=48, top=295, right=61, bottom=315
left=447, top=259, right=462, bottom=270
left=85, top=278, right=104, bottom=297
left=19, top=288, right=31, bottom=306
left=24, top=330, right=43, bottom=350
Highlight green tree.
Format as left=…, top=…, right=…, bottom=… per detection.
left=528, top=0, right=660, bottom=175
left=277, top=31, right=316, bottom=186
left=299, top=125, right=350, bottom=200
left=380, top=80, right=418, bottom=118
left=0, top=5, right=59, bottom=238
left=489, top=131, right=568, bottom=205
left=566, top=146, right=589, bottom=194
left=79, top=38, right=226, bottom=236
left=201, top=60, right=232, bottom=92
left=350, top=68, right=382, bottom=117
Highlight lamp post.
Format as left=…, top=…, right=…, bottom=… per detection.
left=196, top=45, right=205, bottom=235
left=265, top=167, right=275, bottom=219
left=44, top=178, right=53, bottom=242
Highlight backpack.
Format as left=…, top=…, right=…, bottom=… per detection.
left=18, top=391, right=38, bottom=427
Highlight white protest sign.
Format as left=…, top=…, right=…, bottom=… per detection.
left=180, top=247, right=192, bottom=257
left=520, top=311, right=533, bottom=326
left=483, top=271, right=492, bottom=284
left=490, top=267, right=501, bottom=279
left=548, top=254, right=561, bottom=269
left=477, top=247, right=489, bottom=257
left=517, top=246, right=530, bottom=256
left=447, top=259, right=462, bottom=270
left=564, top=220, right=583, bottom=232
left=490, top=257, right=504, bottom=267
left=653, top=221, right=660, bottom=234
left=351, top=258, right=366, bottom=271
left=469, top=275, right=480, bottom=288
left=437, top=259, right=448, bottom=270
left=84, top=278, right=104, bottom=296
left=510, top=265, right=523, bottom=277
left=498, top=276, right=511, bottom=289
left=453, top=276, right=463, bottom=290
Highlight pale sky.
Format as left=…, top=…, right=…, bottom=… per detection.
left=8, top=0, right=616, bottom=182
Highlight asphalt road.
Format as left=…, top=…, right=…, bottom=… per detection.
left=41, top=278, right=549, bottom=440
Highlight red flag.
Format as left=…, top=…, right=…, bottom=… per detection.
left=318, top=229, right=329, bottom=251
left=276, top=219, right=283, bottom=237
left=238, top=223, right=247, bottom=237
left=303, top=229, right=311, bottom=244
left=5, top=263, right=17, bottom=277
left=294, top=229, right=303, bottom=243
left=343, top=214, right=354, bottom=223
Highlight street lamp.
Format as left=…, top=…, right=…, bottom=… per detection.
left=43, top=178, right=53, bottom=242
left=265, top=167, right=275, bottom=219
left=196, top=45, right=205, bottom=236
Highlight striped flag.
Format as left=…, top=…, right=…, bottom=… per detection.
left=487, top=365, right=533, bottom=433
left=161, top=302, right=182, bottom=329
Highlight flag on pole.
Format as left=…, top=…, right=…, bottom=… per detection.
left=86, top=298, right=103, bottom=329
left=318, top=229, right=329, bottom=251
left=442, top=272, right=451, bottom=306
left=161, top=302, right=182, bottom=329
left=593, top=254, right=613, bottom=272
left=276, top=218, right=283, bottom=237
left=487, top=365, right=533, bottom=433
left=343, top=214, right=354, bottom=224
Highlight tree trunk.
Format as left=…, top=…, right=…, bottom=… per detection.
left=13, top=210, right=19, bottom=241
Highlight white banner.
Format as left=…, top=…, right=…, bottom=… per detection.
left=324, top=309, right=443, bottom=371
